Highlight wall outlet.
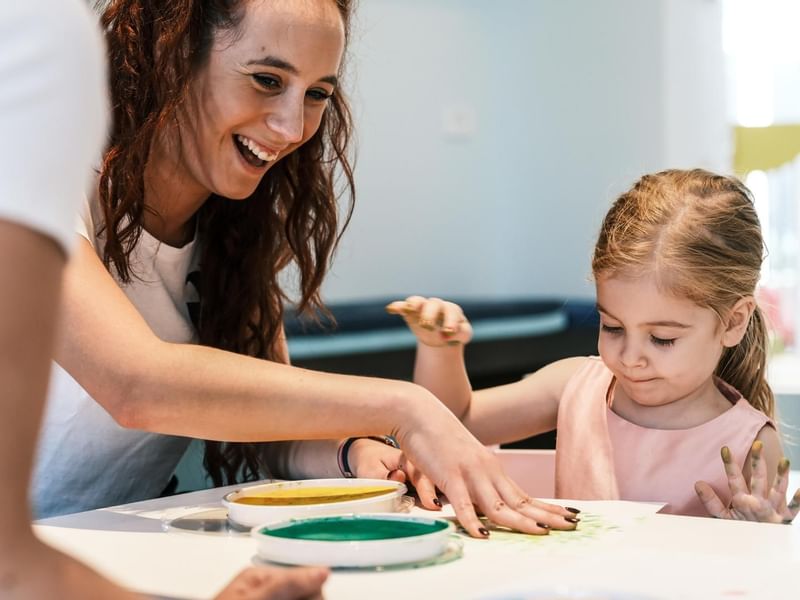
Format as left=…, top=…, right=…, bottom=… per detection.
left=442, top=104, right=478, bottom=140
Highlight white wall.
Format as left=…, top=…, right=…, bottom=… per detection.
left=321, top=0, right=729, bottom=302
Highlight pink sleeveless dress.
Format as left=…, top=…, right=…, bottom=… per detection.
left=555, top=357, right=773, bottom=516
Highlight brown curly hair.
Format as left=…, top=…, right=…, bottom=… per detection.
left=592, top=169, right=773, bottom=418
left=95, top=0, right=356, bottom=486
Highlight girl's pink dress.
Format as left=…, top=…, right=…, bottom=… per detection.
left=555, top=357, right=773, bottom=516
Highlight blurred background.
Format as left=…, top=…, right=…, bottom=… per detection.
left=316, top=0, right=800, bottom=450
left=327, top=0, right=799, bottom=310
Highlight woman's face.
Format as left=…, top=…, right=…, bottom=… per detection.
left=174, top=0, right=345, bottom=200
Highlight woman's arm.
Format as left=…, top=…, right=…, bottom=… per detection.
left=57, top=240, right=426, bottom=442
left=55, top=241, right=578, bottom=536
left=262, top=441, right=341, bottom=479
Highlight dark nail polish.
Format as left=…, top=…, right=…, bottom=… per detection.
left=478, top=527, right=490, bottom=537
left=432, top=498, right=442, bottom=508
left=565, top=517, right=580, bottom=524
left=536, top=523, right=550, bottom=529
left=566, top=507, right=581, bottom=514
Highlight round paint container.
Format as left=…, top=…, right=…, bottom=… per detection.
left=223, top=478, right=409, bottom=528
left=252, top=513, right=455, bottom=567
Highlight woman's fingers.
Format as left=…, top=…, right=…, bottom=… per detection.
left=453, top=453, right=572, bottom=535
left=386, top=468, right=407, bottom=483
left=487, top=472, right=577, bottom=531
left=502, top=473, right=578, bottom=519
left=462, top=473, right=552, bottom=536
left=441, top=477, right=489, bottom=538
left=402, top=457, right=441, bottom=510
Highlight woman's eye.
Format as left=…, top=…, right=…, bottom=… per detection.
left=601, top=324, right=623, bottom=335
left=253, top=74, right=280, bottom=90
left=651, top=335, right=676, bottom=347
left=306, top=88, right=333, bottom=102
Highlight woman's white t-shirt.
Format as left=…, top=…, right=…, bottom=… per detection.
left=32, top=198, right=202, bottom=518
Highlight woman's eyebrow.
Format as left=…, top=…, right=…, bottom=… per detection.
left=246, top=55, right=338, bottom=86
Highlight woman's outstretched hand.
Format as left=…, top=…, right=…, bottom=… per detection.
left=394, top=397, right=579, bottom=537
left=695, top=442, right=800, bottom=523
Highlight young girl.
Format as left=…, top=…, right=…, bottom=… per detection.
left=389, top=169, right=800, bottom=522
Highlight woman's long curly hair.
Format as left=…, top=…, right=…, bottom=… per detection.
left=592, top=169, right=774, bottom=418
left=96, top=0, right=356, bottom=487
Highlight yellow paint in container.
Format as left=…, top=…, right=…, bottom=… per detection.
left=233, top=485, right=399, bottom=506
left=222, top=478, right=410, bottom=528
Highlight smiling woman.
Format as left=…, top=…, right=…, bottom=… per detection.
left=30, top=0, right=577, bottom=541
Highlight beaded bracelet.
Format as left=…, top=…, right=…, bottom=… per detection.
left=337, top=435, right=399, bottom=478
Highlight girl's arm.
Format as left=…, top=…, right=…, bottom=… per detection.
left=55, top=241, right=577, bottom=536
left=387, top=296, right=587, bottom=446
left=386, top=296, right=473, bottom=418
left=463, top=357, right=588, bottom=446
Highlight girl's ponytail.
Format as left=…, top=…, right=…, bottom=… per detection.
left=716, top=305, right=774, bottom=419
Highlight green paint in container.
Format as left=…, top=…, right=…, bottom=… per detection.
left=253, top=514, right=456, bottom=567
left=259, top=514, right=450, bottom=541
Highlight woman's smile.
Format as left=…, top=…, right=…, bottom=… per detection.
left=233, top=134, right=280, bottom=170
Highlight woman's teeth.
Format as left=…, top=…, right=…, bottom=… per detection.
left=236, top=134, right=279, bottom=162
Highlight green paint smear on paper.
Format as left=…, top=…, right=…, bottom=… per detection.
left=454, top=512, right=620, bottom=546
left=260, top=516, right=449, bottom=541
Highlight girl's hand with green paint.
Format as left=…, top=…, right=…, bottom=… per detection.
left=386, top=296, right=473, bottom=347
left=695, top=442, right=800, bottom=523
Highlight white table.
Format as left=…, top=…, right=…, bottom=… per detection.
left=36, top=474, right=800, bottom=600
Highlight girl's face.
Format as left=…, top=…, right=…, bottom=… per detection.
left=595, top=274, right=727, bottom=409
left=171, top=0, right=345, bottom=200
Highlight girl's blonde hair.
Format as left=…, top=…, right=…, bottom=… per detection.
left=592, top=169, right=774, bottom=418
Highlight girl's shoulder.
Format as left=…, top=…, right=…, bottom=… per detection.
left=549, top=355, right=607, bottom=382
left=523, top=356, right=599, bottom=399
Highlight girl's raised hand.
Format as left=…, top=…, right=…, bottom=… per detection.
left=695, top=442, right=800, bottom=523
left=386, top=296, right=473, bottom=347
